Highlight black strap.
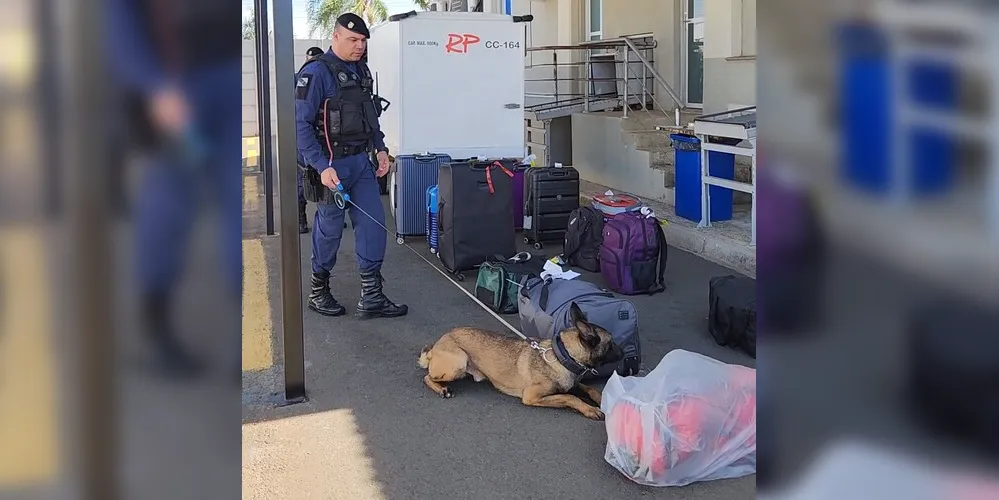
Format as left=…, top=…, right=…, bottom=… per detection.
left=647, top=219, right=668, bottom=294
left=539, top=278, right=552, bottom=310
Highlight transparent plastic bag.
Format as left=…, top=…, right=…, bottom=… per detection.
left=601, top=349, right=756, bottom=487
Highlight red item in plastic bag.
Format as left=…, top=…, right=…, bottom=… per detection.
left=602, top=350, right=757, bottom=487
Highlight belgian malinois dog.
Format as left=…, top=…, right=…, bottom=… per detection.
left=418, top=302, right=624, bottom=420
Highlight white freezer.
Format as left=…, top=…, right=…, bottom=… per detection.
left=367, top=12, right=527, bottom=159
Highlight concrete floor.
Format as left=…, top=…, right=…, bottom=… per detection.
left=241, top=172, right=757, bottom=500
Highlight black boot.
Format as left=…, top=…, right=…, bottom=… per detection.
left=141, top=292, right=205, bottom=378
left=357, top=271, right=408, bottom=319
left=298, top=201, right=310, bottom=234
left=308, top=270, right=346, bottom=316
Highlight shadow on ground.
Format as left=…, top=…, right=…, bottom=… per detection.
left=241, top=184, right=756, bottom=500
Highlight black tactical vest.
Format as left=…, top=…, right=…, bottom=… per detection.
left=305, top=54, right=379, bottom=154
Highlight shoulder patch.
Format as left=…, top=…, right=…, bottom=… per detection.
left=337, top=72, right=349, bottom=82
left=295, top=74, right=313, bottom=100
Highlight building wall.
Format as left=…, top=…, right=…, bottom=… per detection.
left=570, top=113, right=673, bottom=203
left=242, top=38, right=328, bottom=137
left=515, top=0, right=755, bottom=113
left=600, top=0, right=680, bottom=106
left=703, top=0, right=756, bottom=113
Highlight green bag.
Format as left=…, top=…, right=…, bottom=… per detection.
left=474, top=253, right=544, bottom=315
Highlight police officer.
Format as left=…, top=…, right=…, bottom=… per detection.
left=296, top=46, right=326, bottom=234
left=107, top=0, right=241, bottom=377
left=297, top=13, right=406, bottom=319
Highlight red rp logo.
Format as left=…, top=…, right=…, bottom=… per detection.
left=445, top=33, right=480, bottom=53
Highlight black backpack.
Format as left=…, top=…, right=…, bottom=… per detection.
left=708, top=275, right=756, bottom=358
left=562, top=206, right=604, bottom=272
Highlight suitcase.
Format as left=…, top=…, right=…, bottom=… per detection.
left=523, top=166, right=580, bottom=249
left=437, top=159, right=517, bottom=280
left=390, top=153, right=451, bottom=243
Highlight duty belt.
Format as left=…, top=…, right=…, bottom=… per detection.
left=330, top=143, right=370, bottom=158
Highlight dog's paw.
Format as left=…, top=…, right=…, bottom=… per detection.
left=440, top=387, right=453, bottom=399
left=582, top=407, right=604, bottom=421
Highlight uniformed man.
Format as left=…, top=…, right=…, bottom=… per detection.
left=107, top=0, right=241, bottom=377
left=296, top=46, right=326, bottom=234
left=296, top=13, right=406, bottom=319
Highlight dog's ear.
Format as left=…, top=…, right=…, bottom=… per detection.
left=569, top=302, right=587, bottom=325
left=570, top=303, right=599, bottom=348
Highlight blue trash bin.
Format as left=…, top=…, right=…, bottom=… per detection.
left=670, top=134, right=735, bottom=223
left=838, top=22, right=954, bottom=196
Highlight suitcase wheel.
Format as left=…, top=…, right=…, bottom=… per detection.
left=533, top=242, right=544, bottom=250
left=455, top=272, right=465, bottom=282
left=523, top=237, right=531, bottom=245
left=396, top=235, right=405, bottom=245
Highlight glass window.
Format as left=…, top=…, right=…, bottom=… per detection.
left=688, top=0, right=703, bottom=19
left=588, top=0, right=601, bottom=39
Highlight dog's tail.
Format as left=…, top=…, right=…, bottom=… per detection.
left=417, top=345, right=433, bottom=369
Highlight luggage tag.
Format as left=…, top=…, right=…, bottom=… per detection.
left=523, top=215, right=532, bottom=230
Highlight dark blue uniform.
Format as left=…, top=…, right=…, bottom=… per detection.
left=107, top=0, right=241, bottom=375
left=295, top=23, right=406, bottom=320
left=296, top=50, right=387, bottom=275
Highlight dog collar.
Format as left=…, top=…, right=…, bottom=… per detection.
left=551, top=333, right=598, bottom=378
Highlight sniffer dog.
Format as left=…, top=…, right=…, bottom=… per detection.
left=418, top=302, right=624, bottom=420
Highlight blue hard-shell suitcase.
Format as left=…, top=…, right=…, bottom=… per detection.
left=390, top=153, right=451, bottom=243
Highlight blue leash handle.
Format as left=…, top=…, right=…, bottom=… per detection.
left=333, top=183, right=351, bottom=209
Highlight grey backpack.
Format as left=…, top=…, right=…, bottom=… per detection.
left=518, top=276, right=642, bottom=378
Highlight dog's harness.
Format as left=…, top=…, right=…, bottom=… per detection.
left=527, top=334, right=599, bottom=379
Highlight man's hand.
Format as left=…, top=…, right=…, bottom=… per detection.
left=150, top=85, right=190, bottom=135
left=376, top=151, right=390, bottom=178
left=320, top=167, right=341, bottom=190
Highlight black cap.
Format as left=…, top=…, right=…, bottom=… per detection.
left=305, top=46, right=325, bottom=58
left=336, top=13, right=370, bottom=38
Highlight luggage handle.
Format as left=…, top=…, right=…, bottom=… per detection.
left=548, top=170, right=568, bottom=177
left=414, top=154, right=441, bottom=162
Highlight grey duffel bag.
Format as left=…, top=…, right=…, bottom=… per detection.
left=518, top=276, right=642, bottom=378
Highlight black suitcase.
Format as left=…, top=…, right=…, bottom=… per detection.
left=708, top=275, right=756, bottom=358
left=522, top=166, right=580, bottom=249
left=908, top=299, right=999, bottom=455
left=437, top=160, right=517, bottom=280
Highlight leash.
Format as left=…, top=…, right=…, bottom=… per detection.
left=330, top=182, right=530, bottom=341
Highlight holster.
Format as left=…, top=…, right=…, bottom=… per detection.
left=298, top=164, right=336, bottom=204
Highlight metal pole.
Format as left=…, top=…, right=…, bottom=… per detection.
left=38, top=0, right=60, bottom=217
left=641, top=49, right=648, bottom=110
left=60, top=0, right=116, bottom=495
left=272, top=0, right=307, bottom=404
left=553, top=50, right=558, bottom=102
left=584, top=48, right=591, bottom=112
left=254, top=0, right=276, bottom=235
left=622, top=47, right=629, bottom=118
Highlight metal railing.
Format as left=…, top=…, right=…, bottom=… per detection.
left=524, top=35, right=684, bottom=126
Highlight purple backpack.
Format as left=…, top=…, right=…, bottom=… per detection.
left=599, top=212, right=668, bottom=295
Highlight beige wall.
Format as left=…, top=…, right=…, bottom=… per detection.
left=600, top=0, right=681, bottom=105
left=242, top=38, right=328, bottom=137
left=703, top=0, right=756, bottom=113
left=521, top=0, right=755, bottom=113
